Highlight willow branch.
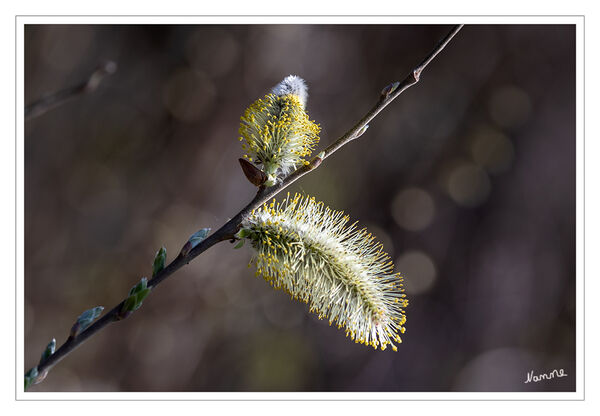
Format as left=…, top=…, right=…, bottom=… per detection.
left=29, top=25, right=463, bottom=386
left=25, top=61, right=117, bottom=120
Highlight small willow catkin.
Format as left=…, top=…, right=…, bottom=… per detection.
left=239, top=75, right=320, bottom=184
left=239, top=193, right=408, bottom=351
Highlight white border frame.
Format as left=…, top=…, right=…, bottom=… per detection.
left=15, top=15, right=585, bottom=401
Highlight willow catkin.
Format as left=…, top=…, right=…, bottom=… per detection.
left=239, top=193, right=408, bottom=351
left=238, top=75, right=320, bottom=185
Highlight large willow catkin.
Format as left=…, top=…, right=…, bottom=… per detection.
left=239, top=193, right=408, bottom=351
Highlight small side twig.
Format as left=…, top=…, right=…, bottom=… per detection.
left=27, top=25, right=463, bottom=388
left=25, top=60, right=117, bottom=120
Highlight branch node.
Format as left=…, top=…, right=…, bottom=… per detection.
left=413, top=68, right=422, bottom=82
left=354, top=124, right=369, bottom=140
left=380, top=81, right=400, bottom=99
left=309, top=151, right=325, bottom=170
left=85, top=60, right=118, bottom=92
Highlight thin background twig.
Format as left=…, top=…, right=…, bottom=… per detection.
left=24, top=60, right=117, bottom=120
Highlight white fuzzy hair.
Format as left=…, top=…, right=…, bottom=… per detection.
left=271, top=75, right=308, bottom=108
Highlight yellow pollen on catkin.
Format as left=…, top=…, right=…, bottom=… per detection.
left=239, top=93, right=320, bottom=177
left=240, top=193, right=408, bottom=351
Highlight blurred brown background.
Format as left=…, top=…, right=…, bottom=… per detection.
left=24, top=24, right=575, bottom=392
